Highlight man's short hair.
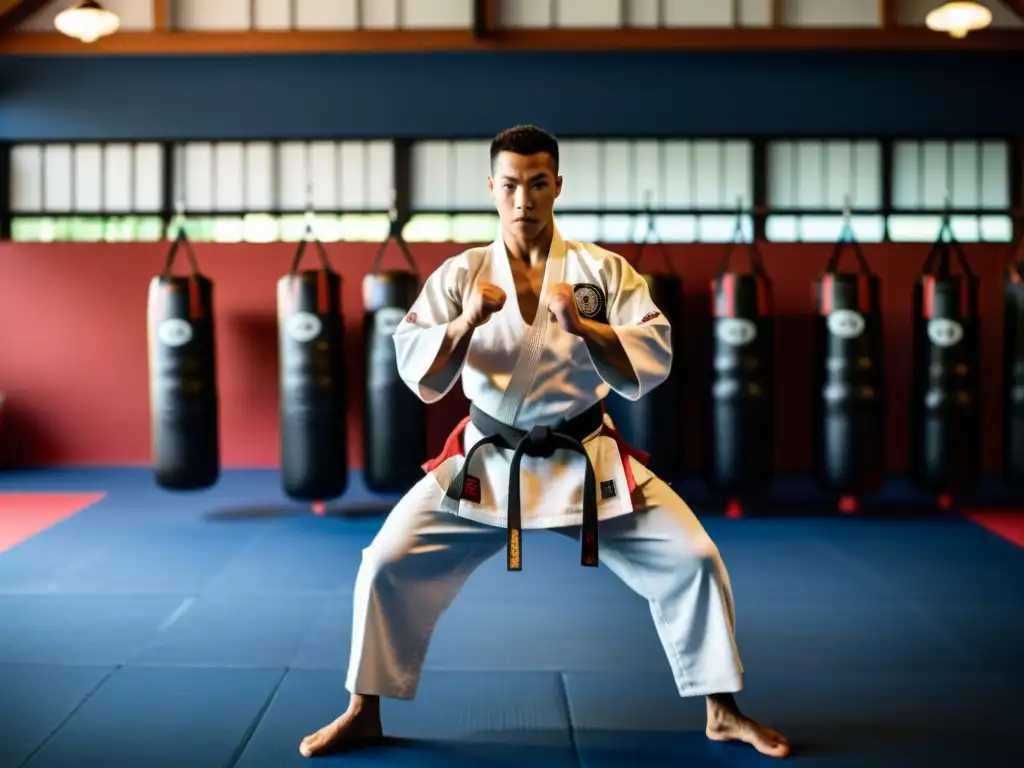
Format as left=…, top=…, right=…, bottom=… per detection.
left=490, top=125, right=559, bottom=173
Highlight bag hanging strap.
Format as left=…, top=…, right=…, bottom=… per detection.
left=287, top=207, right=336, bottom=315
left=288, top=214, right=334, bottom=277
left=159, top=214, right=204, bottom=320
left=919, top=209, right=975, bottom=281
left=161, top=226, right=201, bottom=278
left=823, top=202, right=873, bottom=276
left=370, top=194, right=419, bottom=277
left=627, top=192, right=677, bottom=275
left=716, top=199, right=766, bottom=278
left=1005, top=216, right=1024, bottom=284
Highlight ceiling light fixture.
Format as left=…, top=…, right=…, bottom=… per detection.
left=925, top=2, right=993, bottom=38
left=54, top=1, right=120, bottom=44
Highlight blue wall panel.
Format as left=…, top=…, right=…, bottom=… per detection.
left=0, top=50, right=1019, bottom=141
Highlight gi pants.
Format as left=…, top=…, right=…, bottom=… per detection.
left=344, top=473, right=744, bottom=700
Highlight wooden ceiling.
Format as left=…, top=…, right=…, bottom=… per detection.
left=0, top=0, right=51, bottom=33
left=1003, top=0, right=1024, bottom=17
left=0, top=0, right=1022, bottom=55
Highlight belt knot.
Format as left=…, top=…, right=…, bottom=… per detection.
left=524, top=425, right=556, bottom=458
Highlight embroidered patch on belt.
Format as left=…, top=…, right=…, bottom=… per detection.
left=462, top=475, right=482, bottom=504
left=640, top=311, right=661, bottom=324
left=600, top=479, right=617, bottom=499
left=573, top=283, right=607, bottom=321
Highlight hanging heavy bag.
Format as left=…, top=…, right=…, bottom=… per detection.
left=1003, top=229, right=1024, bottom=488
left=147, top=230, right=220, bottom=490
left=811, top=224, right=886, bottom=498
left=704, top=230, right=774, bottom=499
left=277, top=233, right=348, bottom=501
left=362, top=227, right=426, bottom=494
left=909, top=218, right=981, bottom=496
left=602, top=225, right=684, bottom=483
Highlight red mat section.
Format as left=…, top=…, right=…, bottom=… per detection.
left=0, top=492, right=106, bottom=553
left=966, top=510, right=1024, bottom=550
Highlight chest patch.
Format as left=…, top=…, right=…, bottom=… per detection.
left=573, top=283, right=606, bottom=321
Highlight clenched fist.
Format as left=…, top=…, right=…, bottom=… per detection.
left=546, top=282, right=584, bottom=335
left=463, top=281, right=507, bottom=329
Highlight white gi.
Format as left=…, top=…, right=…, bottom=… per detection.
left=346, top=225, right=743, bottom=701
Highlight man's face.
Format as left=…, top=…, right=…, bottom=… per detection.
left=488, top=151, right=561, bottom=237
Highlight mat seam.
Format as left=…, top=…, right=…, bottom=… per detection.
left=16, top=664, right=121, bottom=768
left=118, top=594, right=202, bottom=666
left=221, top=666, right=290, bottom=768
left=558, top=672, right=583, bottom=768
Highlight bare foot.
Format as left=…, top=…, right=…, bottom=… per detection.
left=299, top=694, right=384, bottom=758
left=705, top=694, right=790, bottom=758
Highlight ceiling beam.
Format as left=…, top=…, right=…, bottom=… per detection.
left=473, top=0, right=500, bottom=41
left=1001, top=1, right=1024, bottom=23
left=0, top=0, right=51, bottom=34
left=879, top=0, right=897, bottom=28
left=153, top=0, right=169, bottom=33
left=2, top=26, right=1023, bottom=55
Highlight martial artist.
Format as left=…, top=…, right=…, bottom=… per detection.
left=300, top=125, right=790, bottom=759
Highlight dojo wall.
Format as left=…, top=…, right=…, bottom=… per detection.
left=1, top=1, right=1021, bottom=482
left=2, top=50, right=1022, bottom=141
left=0, top=239, right=1009, bottom=476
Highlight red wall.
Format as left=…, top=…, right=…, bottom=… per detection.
left=0, top=240, right=1009, bottom=475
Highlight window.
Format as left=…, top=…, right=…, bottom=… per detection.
left=10, top=136, right=1013, bottom=245
left=405, top=138, right=754, bottom=243
left=765, top=140, right=885, bottom=242
left=888, top=139, right=1013, bottom=242
left=9, top=142, right=165, bottom=242
left=162, top=140, right=394, bottom=242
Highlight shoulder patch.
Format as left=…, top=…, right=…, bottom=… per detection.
left=573, top=283, right=606, bottom=320
left=639, top=311, right=661, bottom=325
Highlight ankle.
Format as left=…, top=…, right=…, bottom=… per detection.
left=348, top=693, right=381, bottom=717
left=706, top=693, right=740, bottom=719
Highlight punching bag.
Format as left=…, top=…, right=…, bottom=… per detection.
left=277, top=235, right=348, bottom=501
left=147, top=231, right=220, bottom=490
left=704, top=238, right=775, bottom=500
left=362, top=231, right=426, bottom=493
left=811, top=233, right=886, bottom=500
left=909, top=221, right=981, bottom=496
left=603, top=239, right=684, bottom=482
left=1003, top=232, right=1024, bottom=488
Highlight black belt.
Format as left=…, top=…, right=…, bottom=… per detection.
left=444, top=402, right=603, bottom=571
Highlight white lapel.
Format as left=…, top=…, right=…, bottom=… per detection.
left=492, top=224, right=567, bottom=426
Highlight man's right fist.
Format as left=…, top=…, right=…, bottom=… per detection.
left=463, top=282, right=507, bottom=329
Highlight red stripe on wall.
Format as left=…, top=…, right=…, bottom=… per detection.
left=0, top=241, right=1010, bottom=474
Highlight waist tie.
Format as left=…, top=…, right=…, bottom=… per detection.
left=444, top=402, right=604, bottom=571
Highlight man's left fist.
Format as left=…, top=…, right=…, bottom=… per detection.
left=546, top=282, right=583, bottom=335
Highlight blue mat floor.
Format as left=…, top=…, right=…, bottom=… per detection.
left=0, top=468, right=1022, bottom=767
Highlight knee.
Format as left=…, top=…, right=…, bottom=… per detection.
left=636, top=534, right=719, bottom=580
left=690, top=536, right=721, bottom=564
left=355, top=477, right=440, bottom=590
left=358, top=537, right=414, bottom=593
left=666, top=538, right=725, bottom=586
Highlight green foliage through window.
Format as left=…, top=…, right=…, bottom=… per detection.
left=7, top=213, right=1015, bottom=244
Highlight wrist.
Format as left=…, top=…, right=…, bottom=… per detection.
left=453, top=314, right=474, bottom=335
left=575, top=318, right=604, bottom=341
